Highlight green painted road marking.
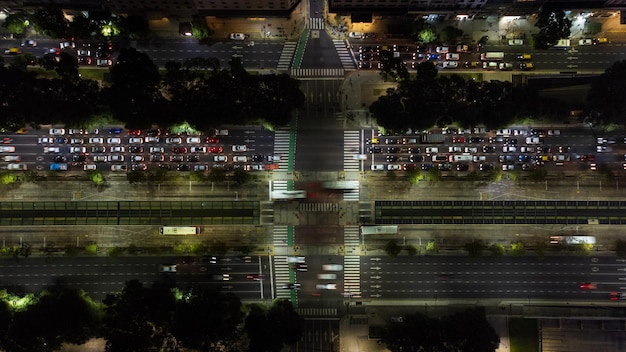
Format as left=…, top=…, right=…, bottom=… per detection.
left=292, top=29, right=309, bottom=70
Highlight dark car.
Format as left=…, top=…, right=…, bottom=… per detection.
left=479, top=163, right=494, bottom=171
left=387, top=147, right=400, bottom=153
left=469, top=137, right=484, bottom=143
left=386, top=155, right=399, bottom=162
left=109, top=127, right=122, bottom=134
left=177, top=164, right=190, bottom=171
left=53, top=155, right=67, bottom=162
left=368, top=146, right=382, bottom=154
left=91, top=146, right=106, bottom=153
left=170, top=155, right=184, bottom=162
left=187, top=155, right=200, bottom=162
left=72, top=154, right=86, bottom=162
left=54, top=137, right=68, bottom=144
left=130, top=146, right=143, bottom=153
left=409, top=155, right=424, bottom=162
left=252, top=155, right=264, bottom=162
left=421, top=163, right=433, bottom=170
left=159, top=164, right=172, bottom=170
left=456, top=164, right=469, bottom=171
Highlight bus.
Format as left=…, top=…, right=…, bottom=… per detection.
left=360, top=225, right=398, bottom=235
left=480, top=52, right=505, bottom=61
left=159, top=226, right=200, bottom=235
left=271, top=190, right=307, bottom=200
left=321, top=181, right=359, bottom=190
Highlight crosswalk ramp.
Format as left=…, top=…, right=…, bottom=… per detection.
left=297, top=307, right=338, bottom=318
left=299, top=202, right=339, bottom=212
left=277, top=42, right=297, bottom=71
left=307, top=17, right=324, bottom=30
left=344, top=255, right=361, bottom=297
left=290, top=68, right=345, bottom=77
left=333, top=39, right=356, bottom=70
left=273, top=131, right=291, bottom=170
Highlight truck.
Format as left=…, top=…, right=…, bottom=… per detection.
left=49, top=163, right=68, bottom=171
left=551, top=39, right=571, bottom=50
left=549, top=235, right=595, bottom=245
left=421, top=134, right=445, bottom=144
left=480, top=52, right=505, bottom=61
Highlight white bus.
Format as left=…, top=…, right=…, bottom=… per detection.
left=271, top=190, right=307, bottom=200
left=321, top=181, right=359, bottom=190
left=159, top=226, right=200, bottom=235
left=360, top=225, right=398, bottom=235
left=480, top=52, right=505, bottom=61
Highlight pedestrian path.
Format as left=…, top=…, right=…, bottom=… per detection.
left=260, top=201, right=274, bottom=225
left=307, top=17, right=324, bottom=30
left=273, top=131, right=291, bottom=171
left=333, top=39, right=356, bottom=70
left=273, top=225, right=292, bottom=300
left=299, top=202, right=339, bottom=212
left=297, top=307, right=338, bottom=318
left=290, top=68, right=345, bottom=77
left=343, top=130, right=361, bottom=172
left=344, top=226, right=361, bottom=297
left=276, top=42, right=297, bottom=71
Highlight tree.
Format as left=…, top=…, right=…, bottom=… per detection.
left=440, top=25, right=463, bottom=44
left=533, top=8, right=571, bottom=49
left=410, top=19, right=436, bottom=44
left=464, top=239, right=485, bottom=258
left=55, top=52, right=80, bottom=82
left=68, top=14, right=100, bottom=39
left=384, top=240, right=402, bottom=258
left=126, top=170, right=146, bottom=185
left=2, top=12, right=30, bottom=35
left=232, top=169, right=252, bottom=186
left=586, top=60, right=626, bottom=126
left=442, top=308, right=500, bottom=352
left=245, top=300, right=302, bottom=352
left=510, top=242, right=525, bottom=256
left=378, top=50, right=409, bottom=82
left=489, top=243, right=505, bottom=257
left=29, top=8, right=69, bottom=39
left=86, top=169, right=104, bottom=186
left=191, top=16, right=214, bottom=42
left=116, top=15, right=150, bottom=41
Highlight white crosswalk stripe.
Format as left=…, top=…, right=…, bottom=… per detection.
left=343, top=225, right=361, bottom=296
left=344, top=130, right=361, bottom=171
left=290, top=68, right=345, bottom=77
left=333, top=39, right=356, bottom=70
left=299, top=203, right=339, bottom=212
left=273, top=131, right=291, bottom=170
left=297, top=307, right=338, bottom=317
left=307, top=17, right=324, bottom=30
left=260, top=201, right=274, bottom=224
left=272, top=180, right=289, bottom=192
left=273, top=225, right=292, bottom=299
left=276, top=42, right=297, bottom=71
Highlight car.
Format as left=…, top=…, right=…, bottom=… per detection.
left=479, top=163, right=494, bottom=171
left=232, top=145, right=247, bottom=152
left=96, top=58, right=112, bottom=67
left=230, top=32, right=246, bottom=40
left=452, top=136, right=465, bottom=143
left=282, top=283, right=301, bottom=290
left=445, top=53, right=460, bottom=61
left=4, top=47, right=21, bottom=55
left=83, top=164, right=97, bottom=170
left=77, top=56, right=92, bottom=65
left=499, top=155, right=515, bottom=162
left=610, top=292, right=626, bottom=301
left=89, top=137, right=103, bottom=144
left=579, top=39, right=593, bottom=46
left=391, top=317, right=405, bottom=323
left=159, top=264, right=177, bottom=273
left=435, top=46, right=449, bottom=53
left=186, top=137, right=201, bottom=144
left=252, top=155, right=264, bottom=162
left=214, top=155, right=228, bottom=162
left=502, top=164, right=515, bottom=171
left=109, top=127, right=122, bottom=134
left=442, top=61, right=459, bottom=69
left=520, top=146, right=535, bottom=153
left=170, top=155, right=184, bottom=162
left=348, top=31, right=364, bottom=39
left=407, top=147, right=420, bottom=154
left=107, top=137, right=121, bottom=144
left=70, top=147, right=87, bottom=154
left=366, top=137, right=379, bottom=145
left=387, top=147, right=400, bottom=153
left=107, top=155, right=124, bottom=162
left=111, top=165, right=127, bottom=172
left=580, top=283, right=597, bottom=290
left=92, top=155, right=106, bottom=162
left=150, top=155, right=164, bottom=162
left=145, top=136, right=160, bottom=143
left=498, top=62, right=514, bottom=71
left=371, top=164, right=385, bottom=171
left=368, top=146, right=382, bottom=154
left=2, top=155, right=20, bottom=162
left=233, top=156, right=248, bottom=163
left=53, top=137, right=68, bottom=144
left=150, top=147, right=164, bottom=153
left=508, top=39, right=524, bottom=46
left=131, top=155, right=144, bottom=162
left=21, top=39, right=37, bottom=47
left=386, top=155, right=399, bottom=162
left=91, top=146, right=106, bottom=153
left=172, top=147, right=187, bottom=153
left=425, top=147, right=438, bottom=154
left=72, top=154, right=87, bottom=162
left=472, top=155, right=486, bottom=162
left=70, top=138, right=83, bottom=144
left=502, top=146, right=517, bottom=153
left=322, top=264, right=343, bottom=271
left=482, top=146, right=495, bottom=153
left=385, top=138, right=398, bottom=144
left=246, top=274, right=265, bottom=281
left=547, top=129, right=560, bottom=135
left=166, top=137, right=182, bottom=144
left=44, top=147, right=60, bottom=153
left=38, top=138, right=53, bottom=144
left=52, top=155, right=67, bottom=162
left=464, top=147, right=477, bottom=153
left=131, top=164, right=147, bottom=171
left=67, top=129, right=83, bottom=135
left=409, top=155, right=424, bottom=163
left=387, top=164, right=402, bottom=171
left=448, top=146, right=462, bottom=153
left=187, top=155, right=199, bottom=162
left=294, top=263, right=308, bottom=271
left=519, top=62, right=534, bottom=71
left=505, top=138, right=518, bottom=145
left=194, top=165, right=209, bottom=171
left=208, top=146, right=223, bottom=153
left=7, top=163, right=26, bottom=170
left=127, top=129, right=141, bottom=136
left=518, top=155, right=531, bottom=162
left=111, top=146, right=125, bottom=153
left=597, top=145, right=610, bottom=153
left=191, top=147, right=207, bottom=153
left=464, top=61, right=481, bottom=68
left=205, top=137, right=220, bottom=144
left=129, top=146, right=143, bottom=153
left=49, top=128, right=65, bottom=135
left=128, top=137, right=143, bottom=144
left=316, top=284, right=337, bottom=290
left=177, top=164, right=190, bottom=171
left=215, top=129, right=229, bottom=136
left=49, top=163, right=68, bottom=171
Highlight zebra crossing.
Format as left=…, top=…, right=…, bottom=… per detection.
left=344, top=226, right=361, bottom=296
left=333, top=39, right=356, bottom=70
left=273, top=225, right=292, bottom=299
left=299, top=203, right=339, bottom=212
left=297, top=307, right=338, bottom=318
left=273, top=131, right=291, bottom=170
left=290, top=68, right=345, bottom=77
left=307, top=17, right=324, bottom=30
left=276, top=42, right=297, bottom=71
left=344, top=130, right=361, bottom=171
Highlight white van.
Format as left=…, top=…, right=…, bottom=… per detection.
left=453, top=154, right=472, bottom=162
left=371, top=164, right=385, bottom=171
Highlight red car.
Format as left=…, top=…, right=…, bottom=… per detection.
left=452, top=136, right=465, bottom=143
left=580, top=283, right=597, bottom=290
left=172, top=147, right=187, bottom=153
left=206, top=137, right=220, bottom=144
left=127, top=129, right=141, bottom=136
left=246, top=274, right=264, bottom=281
left=610, top=292, right=625, bottom=300
left=208, top=146, right=223, bottom=153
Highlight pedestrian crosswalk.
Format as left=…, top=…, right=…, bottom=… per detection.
left=307, top=17, right=324, bottom=30
left=273, top=131, right=291, bottom=171
left=290, top=68, right=345, bottom=77
left=299, top=203, right=339, bottom=212
left=344, top=130, right=361, bottom=172
left=297, top=307, right=338, bottom=318
left=333, top=39, right=356, bottom=70
left=344, top=226, right=360, bottom=251
left=260, top=201, right=274, bottom=224
left=276, top=42, right=297, bottom=71
left=273, top=225, right=292, bottom=299
left=344, top=257, right=361, bottom=298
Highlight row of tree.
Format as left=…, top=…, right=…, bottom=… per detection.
left=0, top=47, right=305, bottom=132
left=0, top=280, right=301, bottom=352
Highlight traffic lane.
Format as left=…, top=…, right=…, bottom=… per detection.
left=298, top=319, right=338, bottom=352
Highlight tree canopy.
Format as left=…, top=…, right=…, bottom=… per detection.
left=585, top=60, right=626, bottom=126
left=533, top=8, right=571, bottom=49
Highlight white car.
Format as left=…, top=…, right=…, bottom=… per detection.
left=0, top=146, right=15, bottom=152
left=442, top=61, right=458, bottom=69
left=502, top=164, right=515, bottom=171
left=186, top=137, right=201, bottom=144
left=131, top=155, right=144, bottom=162
left=38, top=137, right=53, bottom=144
left=194, top=165, right=209, bottom=171
left=233, top=156, right=248, bottom=163
left=316, top=284, right=337, bottom=290
left=159, top=264, right=177, bottom=273
left=69, top=138, right=83, bottom=144
left=348, top=31, right=364, bottom=39
left=472, top=155, right=487, bottom=162
left=371, top=164, right=385, bottom=171
left=435, top=46, right=449, bottom=53
left=83, top=164, right=97, bottom=170
left=448, top=146, right=462, bottom=153
left=89, top=137, right=103, bottom=144
left=322, top=264, right=343, bottom=271
left=149, top=147, right=164, bottom=153
left=70, top=147, right=86, bottom=154
left=3, top=155, right=20, bottom=162
left=111, top=146, right=125, bottom=153
left=77, top=49, right=90, bottom=56
left=445, top=53, right=460, bottom=61
left=213, top=155, right=228, bottom=162
left=107, top=137, right=121, bottom=144
left=107, top=155, right=124, bottom=162
left=93, top=155, right=106, bottom=162
left=68, top=129, right=83, bottom=135
left=502, top=146, right=517, bottom=152
left=165, top=137, right=182, bottom=144
left=215, top=129, right=229, bottom=136
left=508, top=39, right=524, bottom=46
left=579, top=39, right=593, bottom=46
left=387, top=164, right=402, bottom=171
left=229, top=32, right=246, bottom=40
left=49, top=128, right=65, bottom=135
left=191, top=147, right=206, bottom=153
left=464, top=147, right=478, bottom=153
left=425, top=147, right=438, bottom=154
left=44, top=147, right=60, bottom=153
left=110, top=164, right=127, bottom=172
left=232, top=145, right=247, bottom=152
left=7, top=163, right=26, bottom=170
left=145, top=136, right=160, bottom=143
left=128, top=137, right=143, bottom=144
